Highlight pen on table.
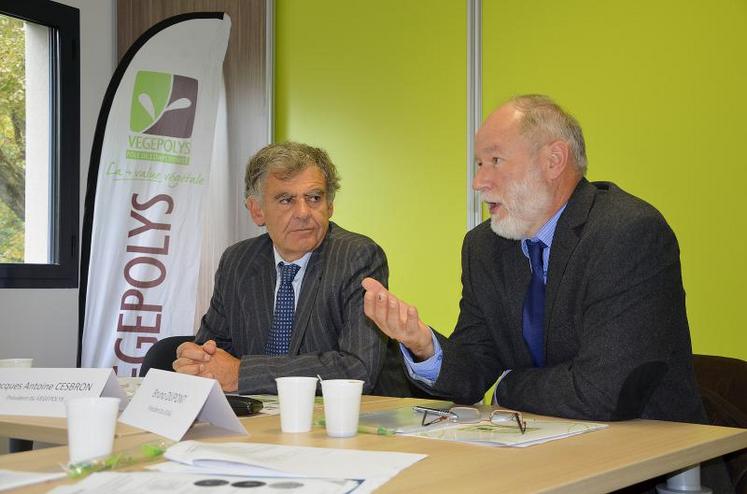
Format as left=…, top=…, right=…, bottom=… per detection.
left=64, top=441, right=171, bottom=478
left=315, top=417, right=394, bottom=436
left=357, top=424, right=395, bottom=436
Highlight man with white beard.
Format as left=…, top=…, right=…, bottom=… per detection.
left=362, top=95, right=732, bottom=490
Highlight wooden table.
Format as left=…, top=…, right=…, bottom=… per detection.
left=0, top=394, right=401, bottom=445
left=0, top=397, right=745, bottom=493
left=0, top=416, right=144, bottom=446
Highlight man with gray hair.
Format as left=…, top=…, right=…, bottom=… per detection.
left=174, top=141, right=408, bottom=396
left=362, top=94, right=731, bottom=490
left=363, top=94, right=694, bottom=414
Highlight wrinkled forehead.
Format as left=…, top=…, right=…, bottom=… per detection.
left=267, top=160, right=317, bottom=180
left=266, top=164, right=328, bottom=194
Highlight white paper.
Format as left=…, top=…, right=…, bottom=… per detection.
left=161, top=440, right=426, bottom=493
left=0, top=469, right=66, bottom=492
left=47, top=471, right=360, bottom=494
left=0, top=368, right=127, bottom=417
left=118, top=369, right=246, bottom=441
left=405, top=418, right=607, bottom=447
left=149, top=460, right=293, bottom=478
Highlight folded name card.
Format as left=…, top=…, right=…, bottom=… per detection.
left=0, top=368, right=127, bottom=417
left=119, top=369, right=247, bottom=441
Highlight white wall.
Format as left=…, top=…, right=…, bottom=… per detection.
left=0, top=0, right=116, bottom=367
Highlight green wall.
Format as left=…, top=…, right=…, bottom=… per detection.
left=482, top=0, right=747, bottom=360
left=275, top=0, right=466, bottom=334
left=276, top=0, right=746, bottom=360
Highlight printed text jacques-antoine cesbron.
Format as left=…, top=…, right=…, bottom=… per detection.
left=0, top=381, right=95, bottom=402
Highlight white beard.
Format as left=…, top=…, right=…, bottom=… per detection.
left=485, top=164, right=553, bottom=240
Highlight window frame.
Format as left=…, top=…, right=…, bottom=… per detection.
left=0, top=0, right=80, bottom=288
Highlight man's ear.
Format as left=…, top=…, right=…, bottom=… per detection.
left=543, top=140, right=570, bottom=180
left=247, top=197, right=265, bottom=227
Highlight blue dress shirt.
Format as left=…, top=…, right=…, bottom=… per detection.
left=401, top=204, right=568, bottom=387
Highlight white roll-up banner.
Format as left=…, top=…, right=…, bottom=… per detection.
left=79, top=14, right=231, bottom=375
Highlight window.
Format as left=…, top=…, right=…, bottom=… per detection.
left=0, top=0, right=79, bottom=288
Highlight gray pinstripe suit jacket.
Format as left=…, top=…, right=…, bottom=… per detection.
left=194, top=222, right=409, bottom=396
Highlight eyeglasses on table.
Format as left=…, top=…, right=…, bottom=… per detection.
left=413, top=405, right=527, bottom=434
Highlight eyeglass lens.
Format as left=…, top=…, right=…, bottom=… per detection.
left=490, top=410, right=526, bottom=434
left=448, top=406, right=481, bottom=423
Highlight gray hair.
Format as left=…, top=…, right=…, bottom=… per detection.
left=510, top=94, right=588, bottom=175
left=245, top=141, right=341, bottom=203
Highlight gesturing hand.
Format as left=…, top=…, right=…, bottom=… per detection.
left=361, top=277, right=435, bottom=360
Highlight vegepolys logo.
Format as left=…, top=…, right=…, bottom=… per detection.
left=130, top=71, right=198, bottom=138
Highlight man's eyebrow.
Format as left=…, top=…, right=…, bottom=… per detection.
left=479, top=144, right=501, bottom=155
left=273, top=192, right=295, bottom=200
left=304, top=188, right=326, bottom=196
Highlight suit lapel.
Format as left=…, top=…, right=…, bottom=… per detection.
left=480, top=231, right=531, bottom=366
left=245, top=240, right=276, bottom=353
left=289, top=227, right=331, bottom=354
left=545, top=179, right=595, bottom=333
left=503, top=242, right=530, bottom=337
left=290, top=253, right=321, bottom=354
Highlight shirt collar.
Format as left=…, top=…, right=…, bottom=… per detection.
left=272, top=247, right=312, bottom=270
left=521, top=203, right=567, bottom=257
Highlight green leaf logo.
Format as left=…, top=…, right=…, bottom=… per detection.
left=129, top=71, right=198, bottom=138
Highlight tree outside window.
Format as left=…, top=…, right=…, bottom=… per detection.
left=0, top=0, right=78, bottom=288
left=0, top=14, right=25, bottom=263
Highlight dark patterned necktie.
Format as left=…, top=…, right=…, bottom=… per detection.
left=522, top=239, right=546, bottom=367
left=265, top=262, right=301, bottom=355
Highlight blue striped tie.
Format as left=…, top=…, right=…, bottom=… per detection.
left=265, top=262, right=301, bottom=355
left=522, top=240, right=546, bottom=367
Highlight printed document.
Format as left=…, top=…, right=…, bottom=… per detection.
left=405, top=418, right=607, bottom=447
left=48, top=472, right=360, bottom=494
left=150, top=440, right=426, bottom=493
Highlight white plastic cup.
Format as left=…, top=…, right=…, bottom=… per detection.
left=275, top=376, right=318, bottom=433
left=321, top=379, right=364, bottom=438
left=65, top=397, right=120, bottom=464
left=0, top=358, right=33, bottom=368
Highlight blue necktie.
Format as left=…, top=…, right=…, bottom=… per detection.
left=522, top=240, right=546, bottom=367
left=265, top=262, right=301, bottom=355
